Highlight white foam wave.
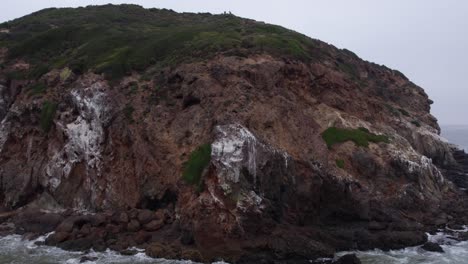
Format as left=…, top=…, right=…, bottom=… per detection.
left=337, top=231, right=468, bottom=264
left=0, top=235, right=227, bottom=264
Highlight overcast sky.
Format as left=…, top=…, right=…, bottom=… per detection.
left=2, top=0, right=467, bottom=125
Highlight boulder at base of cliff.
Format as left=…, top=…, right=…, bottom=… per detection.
left=421, top=242, right=444, bottom=253
left=334, top=254, right=362, bottom=264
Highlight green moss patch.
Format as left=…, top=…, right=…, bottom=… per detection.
left=336, top=159, right=345, bottom=169
left=59, top=67, right=72, bottom=81
left=411, top=120, right=421, bottom=127
left=40, top=101, right=57, bottom=132
left=182, top=144, right=212, bottom=188
left=322, top=127, right=389, bottom=148
left=28, top=82, right=47, bottom=96
left=398, top=108, right=410, bottom=117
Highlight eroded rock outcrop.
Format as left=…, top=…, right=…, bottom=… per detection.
left=0, top=5, right=467, bottom=263
left=45, top=80, right=112, bottom=209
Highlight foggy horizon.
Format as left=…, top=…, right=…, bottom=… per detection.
left=1, top=0, right=467, bottom=125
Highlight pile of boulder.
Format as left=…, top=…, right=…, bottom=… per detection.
left=1, top=207, right=203, bottom=261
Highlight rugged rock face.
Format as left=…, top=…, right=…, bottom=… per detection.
left=0, top=4, right=467, bottom=263
left=442, top=148, right=468, bottom=189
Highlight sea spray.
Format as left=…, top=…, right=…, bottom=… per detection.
left=0, top=234, right=230, bottom=264
left=335, top=228, right=468, bottom=264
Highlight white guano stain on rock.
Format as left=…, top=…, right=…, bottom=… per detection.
left=0, top=84, right=11, bottom=153
left=237, top=190, right=264, bottom=213
left=211, top=124, right=258, bottom=187
left=45, top=83, right=110, bottom=194
left=0, top=119, right=10, bottom=153
left=391, top=148, right=445, bottom=185
left=211, top=124, right=290, bottom=213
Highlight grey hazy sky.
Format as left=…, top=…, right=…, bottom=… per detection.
left=2, top=1, right=467, bottom=125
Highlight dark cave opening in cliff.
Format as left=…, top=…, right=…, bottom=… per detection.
left=139, top=189, right=178, bottom=211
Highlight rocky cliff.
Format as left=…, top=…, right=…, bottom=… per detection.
left=0, top=4, right=467, bottom=263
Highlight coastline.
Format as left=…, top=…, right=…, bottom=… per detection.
left=2, top=200, right=468, bottom=264
left=2, top=220, right=468, bottom=263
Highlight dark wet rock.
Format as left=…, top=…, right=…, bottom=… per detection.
left=334, top=254, right=361, bottom=264
left=377, top=231, right=427, bottom=250
left=144, top=219, right=164, bottom=231
left=14, top=211, right=63, bottom=234
left=59, top=237, right=94, bottom=251
left=34, top=241, right=45, bottom=246
left=456, top=232, right=468, bottom=241
left=120, top=249, right=138, bottom=256
left=137, top=210, right=155, bottom=225
left=0, top=211, right=15, bottom=224
left=311, top=259, right=333, bottom=264
left=106, top=223, right=124, bottom=234
left=108, top=240, right=129, bottom=252
left=180, top=249, right=203, bottom=262
left=56, top=219, right=75, bottom=233
left=368, top=221, right=387, bottom=231
left=80, top=224, right=91, bottom=235
left=146, top=242, right=180, bottom=259
left=154, top=210, right=166, bottom=222
left=127, top=219, right=140, bottom=232
left=421, top=242, right=444, bottom=253
left=56, top=215, right=92, bottom=233
left=180, top=229, right=195, bottom=245
left=447, top=223, right=464, bottom=230
left=90, top=214, right=107, bottom=227
left=22, top=232, right=40, bottom=241
left=113, top=212, right=129, bottom=224
left=45, top=231, right=70, bottom=245
left=133, top=231, right=151, bottom=244
left=0, top=222, right=14, bottom=233
left=79, top=256, right=98, bottom=263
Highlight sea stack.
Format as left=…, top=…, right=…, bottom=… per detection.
left=0, top=4, right=467, bottom=263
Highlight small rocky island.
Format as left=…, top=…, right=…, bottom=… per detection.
left=0, top=4, right=467, bottom=263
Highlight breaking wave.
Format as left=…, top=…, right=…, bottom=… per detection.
left=337, top=228, right=468, bottom=264
left=0, top=234, right=228, bottom=264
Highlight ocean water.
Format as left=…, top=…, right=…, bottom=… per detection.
left=442, top=125, right=468, bottom=152
left=336, top=229, right=468, bottom=264
left=2, top=232, right=468, bottom=264
left=0, top=234, right=203, bottom=264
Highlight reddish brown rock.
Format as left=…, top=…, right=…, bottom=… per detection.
left=146, top=242, right=180, bottom=260
left=137, top=210, right=155, bottom=225
left=133, top=230, right=151, bottom=244
left=45, top=232, right=70, bottom=245
left=113, top=212, right=129, bottom=224
left=0, top=6, right=467, bottom=263
left=127, top=220, right=140, bottom=232
left=14, top=210, right=63, bottom=234
left=106, top=224, right=123, bottom=234
left=144, top=219, right=164, bottom=232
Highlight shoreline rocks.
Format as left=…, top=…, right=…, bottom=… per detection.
left=2, top=207, right=468, bottom=262
left=421, top=242, right=444, bottom=253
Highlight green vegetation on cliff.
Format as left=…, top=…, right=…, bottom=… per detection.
left=40, top=101, right=57, bottom=132
left=322, top=127, right=389, bottom=148
left=0, top=4, right=325, bottom=80
left=28, top=82, right=47, bottom=96
left=336, top=159, right=345, bottom=169
left=182, top=144, right=212, bottom=188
